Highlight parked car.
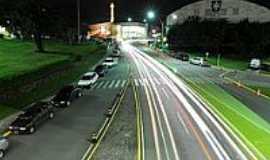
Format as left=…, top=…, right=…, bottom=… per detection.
left=190, top=57, right=208, bottom=66
left=78, top=72, right=99, bottom=89
left=175, top=53, right=189, bottom=61
left=9, top=102, right=55, bottom=134
left=51, top=85, right=82, bottom=107
left=249, top=58, right=261, bottom=70
left=102, top=57, right=118, bottom=68
left=95, top=65, right=108, bottom=77
left=0, top=137, right=9, bottom=158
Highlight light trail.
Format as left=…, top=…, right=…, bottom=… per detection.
left=124, top=42, right=253, bottom=160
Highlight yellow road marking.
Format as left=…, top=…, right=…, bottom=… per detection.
left=3, top=131, right=12, bottom=137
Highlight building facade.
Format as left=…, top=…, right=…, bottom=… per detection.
left=167, top=0, right=270, bottom=25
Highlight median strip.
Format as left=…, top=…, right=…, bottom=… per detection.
left=81, top=78, right=131, bottom=160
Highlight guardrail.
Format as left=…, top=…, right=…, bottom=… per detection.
left=81, top=79, right=130, bottom=160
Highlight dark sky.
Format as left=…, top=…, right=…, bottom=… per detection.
left=52, top=0, right=270, bottom=24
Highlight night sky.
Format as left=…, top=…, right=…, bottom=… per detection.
left=50, top=0, right=270, bottom=24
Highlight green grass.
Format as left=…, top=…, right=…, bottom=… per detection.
left=0, top=105, right=18, bottom=120
left=0, top=39, right=102, bottom=80
left=0, top=39, right=106, bottom=118
left=186, top=80, right=270, bottom=159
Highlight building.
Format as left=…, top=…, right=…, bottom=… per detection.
left=115, top=22, right=148, bottom=40
left=167, top=0, right=270, bottom=25
left=88, top=2, right=148, bottom=40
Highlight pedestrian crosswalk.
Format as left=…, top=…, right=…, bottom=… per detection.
left=88, top=77, right=167, bottom=91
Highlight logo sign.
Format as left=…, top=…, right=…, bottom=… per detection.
left=211, top=0, right=222, bottom=13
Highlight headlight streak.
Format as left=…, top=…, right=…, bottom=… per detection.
left=138, top=56, right=173, bottom=160
left=124, top=42, right=253, bottom=160
left=139, top=57, right=180, bottom=160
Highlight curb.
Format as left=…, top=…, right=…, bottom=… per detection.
left=223, top=76, right=270, bottom=101
left=81, top=79, right=131, bottom=160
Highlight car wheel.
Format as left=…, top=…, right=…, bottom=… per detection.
left=66, top=101, right=71, bottom=107
left=0, top=150, right=5, bottom=158
left=29, top=126, right=36, bottom=134
left=49, top=112, right=54, bottom=119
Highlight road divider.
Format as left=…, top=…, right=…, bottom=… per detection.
left=81, top=78, right=130, bottom=160
left=131, top=78, right=144, bottom=160
left=223, top=76, right=270, bottom=101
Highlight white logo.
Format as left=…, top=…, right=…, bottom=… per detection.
left=211, top=0, right=222, bottom=12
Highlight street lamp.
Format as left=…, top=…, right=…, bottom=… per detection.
left=172, top=14, right=178, bottom=20
left=147, top=10, right=165, bottom=49
left=77, top=0, right=81, bottom=44
left=128, top=17, right=133, bottom=22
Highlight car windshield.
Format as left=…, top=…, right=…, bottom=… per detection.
left=57, top=86, right=73, bottom=97
left=105, top=59, right=113, bottom=62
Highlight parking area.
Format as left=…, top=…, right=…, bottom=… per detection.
left=2, top=50, right=130, bottom=160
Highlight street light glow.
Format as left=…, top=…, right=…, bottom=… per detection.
left=172, top=14, right=178, bottom=20
left=147, top=11, right=155, bottom=19
left=128, top=17, right=133, bottom=22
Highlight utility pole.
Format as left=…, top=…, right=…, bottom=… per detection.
left=77, top=0, right=81, bottom=44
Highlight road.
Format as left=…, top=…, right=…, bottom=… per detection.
left=143, top=47, right=270, bottom=125
left=4, top=54, right=130, bottom=160
left=124, top=43, right=257, bottom=160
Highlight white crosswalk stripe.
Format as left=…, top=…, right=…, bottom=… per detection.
left=108, top=80, right=116, bottom=88
left=115, top=80, right=121, bottom=88
left=121, top=80, right=127, bottom=87
left=96, top=81, right=105, bottom=89
left=103, top=81, right=111, bottom=89
left=88, top=78, right=166, bottom=91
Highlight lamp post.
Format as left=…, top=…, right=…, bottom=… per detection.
left=147, top=11, right=165, bottom=48
left=77, top=0, right=81, bottom=44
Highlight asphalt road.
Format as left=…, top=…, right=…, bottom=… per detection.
left=150, top=50, right=270, bottom=124
left=124, top=43, right=257, bottom=160
left=4, top=54, right=130, bottom=160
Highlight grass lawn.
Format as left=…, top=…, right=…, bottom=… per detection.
left=0, top=39, right=106, bottom=118
left=0, top=39, right=101, bottom=80
left=0, top=105, right=18, bottom=120
left=189, top=52, right=248, bottom=70
left=186, top=80, right=270, bottom=159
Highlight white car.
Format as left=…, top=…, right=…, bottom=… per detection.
left=78, top=72, right=99, bottom=89
left=249, top=58, right=261, bottom=70
left=102, top=57, right=118, bottom=68
left=190, top=57, right=207, bottom=66
left=0, top=137, right=9, bottom=158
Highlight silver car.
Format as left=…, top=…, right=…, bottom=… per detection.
left=0, top=136, right=9, bottom=158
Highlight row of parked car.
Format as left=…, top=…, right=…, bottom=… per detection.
left=174, top=53, right=209, bottom=66
left=0, top=47, right=122, bottom=158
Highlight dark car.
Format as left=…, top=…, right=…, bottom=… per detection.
left=9, top=102, right=55, bottom=134
left=175, top=53, right=190, bottom=61
left=51, top=85, right=82, bottom=107
left=95, top=65, right=108, bottom=77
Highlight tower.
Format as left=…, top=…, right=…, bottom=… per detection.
left=110, top=2, right=115, bottom=23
